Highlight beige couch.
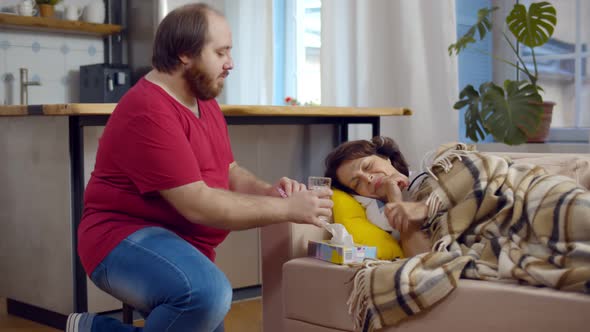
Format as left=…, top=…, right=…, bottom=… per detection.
left=261, top=152, right=590, bottom=332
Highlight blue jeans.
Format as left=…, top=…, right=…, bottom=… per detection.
left=86, top=226, right=231, bottom=332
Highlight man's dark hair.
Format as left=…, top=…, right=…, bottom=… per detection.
left=152, top=3, right=222, bottom=73
left=324, top=136, right=409, bottom=194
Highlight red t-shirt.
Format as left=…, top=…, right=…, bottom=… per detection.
left=78, top=78, right=234, bottom=275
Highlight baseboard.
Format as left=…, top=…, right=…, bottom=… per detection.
left=6, top=298, right=67, bottom=330
left=233, top=285, right=261, bottom=302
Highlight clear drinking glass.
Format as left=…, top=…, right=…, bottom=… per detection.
left=308, top=176, right=332, bottom=223
left=308, top=176, right=331, bottom=191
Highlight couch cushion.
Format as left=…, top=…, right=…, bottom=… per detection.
left=283, top=257, right=590, bottom=332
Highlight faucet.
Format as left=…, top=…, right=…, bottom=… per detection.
left=20, top=68, right=41, bottom=105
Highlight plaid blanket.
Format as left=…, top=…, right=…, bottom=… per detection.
left=347, top=143, right=590, bottom=331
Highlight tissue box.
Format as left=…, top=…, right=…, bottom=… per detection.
left=307, top=240, right=377, bottom=265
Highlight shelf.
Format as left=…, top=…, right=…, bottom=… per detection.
left=0, top=13, right=122, bottom=37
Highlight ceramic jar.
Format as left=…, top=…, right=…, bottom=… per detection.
left=82, top=0, right=106, bottom=24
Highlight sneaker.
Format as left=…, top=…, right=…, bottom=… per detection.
left=65, top=313, right=83, bottom=332
left=65, top=312, right=95, bottom=332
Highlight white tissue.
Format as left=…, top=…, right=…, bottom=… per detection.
left=322, top=222, right=354, bottom=247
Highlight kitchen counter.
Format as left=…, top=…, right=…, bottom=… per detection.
left=0, top=102, right=411, bottom=329
left=0, top=103, right=412, bottom=117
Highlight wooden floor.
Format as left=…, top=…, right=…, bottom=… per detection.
left=0, top=297, right=262, bottom=332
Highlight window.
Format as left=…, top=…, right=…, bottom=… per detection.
left=457, top=0, right=589, bottom=143
left=275, top=0, right=321, bottom=105
left=500, top=0, right=589, bottom=141
left=456, top=0, right=494, bottom=142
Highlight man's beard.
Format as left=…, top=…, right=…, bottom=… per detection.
left=182, top=62, right=224, bottom=100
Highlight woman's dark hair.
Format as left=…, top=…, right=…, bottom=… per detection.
left=324, top=136, right=409, bottom=194
left=152, top=4, right=221, bottom=73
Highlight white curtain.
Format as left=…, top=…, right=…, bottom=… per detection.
left=223, top=0, right=274, bottom=105
left=321, top=0, right=459, bottom=170
left=221, top=0, right=315, bottom=186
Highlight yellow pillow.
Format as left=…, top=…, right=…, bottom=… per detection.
left=331, top=189, right=404, bottom=260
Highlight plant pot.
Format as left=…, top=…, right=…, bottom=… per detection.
left=39, top=4, right=55, bottom=18
left=526, top=101, right=555, bottom=143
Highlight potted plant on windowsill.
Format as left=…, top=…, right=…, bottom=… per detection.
left=449, top=1, right=557, bottom=145
left=35, top=0, right=62, bottom=18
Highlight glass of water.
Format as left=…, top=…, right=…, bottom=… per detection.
left=308, top=176, right=332, bottom=223
left=308, top=176, right=331, bottom=191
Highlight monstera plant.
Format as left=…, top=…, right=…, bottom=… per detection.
left=449, top=1, right=557, bottom=145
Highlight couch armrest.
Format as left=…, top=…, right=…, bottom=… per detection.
left=261, top=223, right=329, bottom=332
left=484, top=152, right=590, bottom=189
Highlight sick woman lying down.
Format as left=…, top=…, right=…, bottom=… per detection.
left=324, top=136, right=590, bottom=294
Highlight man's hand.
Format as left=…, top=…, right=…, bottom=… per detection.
left=268, top=177, right=307, bottom=197
left=161, top=180, right=333, bottom=230
left=384, top=201, right=428, bottom=233
left=288, top=187, right=334, bottom=227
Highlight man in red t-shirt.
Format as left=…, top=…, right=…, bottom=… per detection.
left=66, top=4, right=333, bottom=332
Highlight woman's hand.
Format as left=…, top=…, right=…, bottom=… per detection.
left=384, top=201, right=428, bottom=233
left=378, top=175, right=408, bottom=203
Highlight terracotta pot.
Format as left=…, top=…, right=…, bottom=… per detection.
left=526, top=101, right=555, bottom=143
left=39, top=4, right=55, bottom=18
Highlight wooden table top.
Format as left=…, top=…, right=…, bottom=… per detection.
left=0, top=104, right=412, bottom=117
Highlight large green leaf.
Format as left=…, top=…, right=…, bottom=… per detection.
left=480, top=80, right=543, bottom=145
left=506, top=2, right=556, bottom=48
left=454, top=85, right=488, bottom=142
left=448, top=7, right=498, bottom=55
